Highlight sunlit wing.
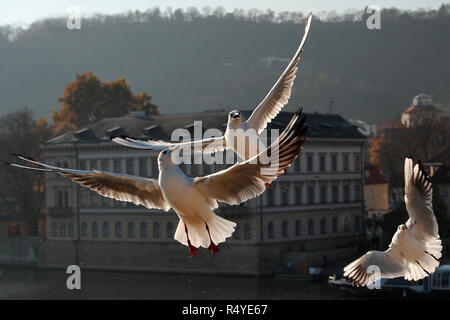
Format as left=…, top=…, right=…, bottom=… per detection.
left=246, top=13, right=312, bottom=134
left=8, top=154, right=170, bottom=211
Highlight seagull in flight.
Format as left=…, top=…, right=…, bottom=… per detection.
left=8, top=109, right=308, bottom=257
left=343, top=158, right=442, bottom=286
left=112, top=13, right=312, bottom=161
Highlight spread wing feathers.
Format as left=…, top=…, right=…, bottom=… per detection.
left=194, top=108, right=307, bottom=206
left=343, top=248, right=406, bottom=287
left=8, top=154, right=170, bottom=211
left=246, top=13, right=312, bottom=134
left=112, top=135, right=227, bottom=154
left=404, top=157, right=439, bottom=241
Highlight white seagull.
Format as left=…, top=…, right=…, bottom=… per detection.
left=8, top=109, right=307, bottom=257
left=112, top=13, right=312, bottom=161
left=343, top=157, right=442, bottom=286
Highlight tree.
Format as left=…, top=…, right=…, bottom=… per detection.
left=0, top=109, right=53, bottom=236
left=52, top=71, right=159, bottom=134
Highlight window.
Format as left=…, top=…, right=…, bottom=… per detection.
left=126, top=159, right=134, bottom=175
left=103, top=222, right=109, bottom=237
left=59, top=223, right=66, bottom=237
left=92, top=222, right=98, bottom=238
left=441, top=187, right=448, bottom=198
left=307, top=154, right=313, bottom=171
left=80, top=189, right=90, bottom=208
left=68, top=222, right=74, bottom=237
left=268, top=222, right=274, bottom=239
left=320, top=218, right=326, bottom=234
left=140, top=222, right=148, bottom=238
left=153, top=222, right=160, bottom=238
left=91, top=193, right=101, bottom=208
left=331, top=155, right=337, bottom=171
left=90, top=159, right=98, bottom=170
left=295, top=220, right=301, bottom=236
left=244, top=224, right=251, bottom=240
left=343, top=185, right=350, bottom=202
left=139, top=159, right=147, bottom=176
left=56, top=190, right=69, bottom=208
left=101, top=159, right=109, bottom=171
left=294, top=183, right=302, bottom=205
left=115, top=222, right=122, bottom=238
left=282, top=221, right=288, bottom=238
left=79, top=160, right=87, bottom=170
left=332, top=185, right=339, bottom=202
left=343, top=154, right=349, bottom=171
left=233, top=223, right=240, bottom=239
left=307, top=186, right=314, bottom=204
left=167, top=222, right=174, bottom=238
left=308, top=219, right=314, bottom=235
left=320, top=186, right=327, bottom=203
left=294, top=157, right=301, bottom=172
left=344, top=216, right=350, bottom=232
left=63, top=161, right=69, bottom=168
left=319, top=154, right=326, bottom=172
left=354, top=154, right=360, bottom=171
left=280, top=183, right=289, bottom=206
left=355, top=216, right=361, bottom=232
left=152, top=158, right=158, bottom=177
left=354, top=183, right=361, bottom=201
left=267, top=184, right=275, bottom=206
left=113, top=159, right=122, bottom=173
left=81, top=222, right=87, bottom=237
left=332, top=217, right=338, bottom=233
left=128, top=222, right=135, bottom=238
left=51, top=222, right=57, bottom=237
left=442, top=272, right=449, bottom=288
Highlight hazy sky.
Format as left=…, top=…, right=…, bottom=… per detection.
left=0, top=0, right=446, bottom=26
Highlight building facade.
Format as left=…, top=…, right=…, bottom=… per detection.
left=39, top=110, right=366, bottom=275
left=364, top=163, right=389, bottom=218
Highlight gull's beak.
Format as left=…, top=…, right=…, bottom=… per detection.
left=231, top=112, right=240, bottom=119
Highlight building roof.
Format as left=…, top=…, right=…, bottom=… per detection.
left=402, top=105, right=442, bottom=114
left=427, top=147, right=450, bottom=164
left=45, top=110, right=366, bottom=145
left=365, top=163, right=388, bottom=185
left=431, top=159, right=450, bottom=184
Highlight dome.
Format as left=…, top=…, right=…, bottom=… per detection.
left=412, top=93, right=432, bottom=106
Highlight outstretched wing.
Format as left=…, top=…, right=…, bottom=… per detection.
left=343, top=248, right=406, bottom=287
left=112, top=135, right=227, bottom=154
left=404, top=158, right=439, bottom=241
left=245, top=13, right=312, bottom=134
left=194, top=108, right=307, bottom=206
left=8, top=154, right=170, bottom=211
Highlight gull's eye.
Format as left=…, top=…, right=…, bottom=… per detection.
left=163, top=150, right=167, bottom=155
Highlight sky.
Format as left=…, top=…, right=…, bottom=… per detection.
left=0, top=0, right=446, bottom=27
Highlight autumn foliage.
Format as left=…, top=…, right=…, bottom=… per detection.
left=51, top=72, right=159, bottom=134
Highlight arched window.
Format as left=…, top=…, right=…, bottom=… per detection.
left=68, top=222, right=74, bottom=237
left=92, top=222, right=98, bottom=238
left=268, top=222, right=274, bottom=239
left=115, top=222, right=122, bottom=238
left=128, top=222, right=135, bottom=238
left=320, top=218, right=326, bottom=234
left=282, top=221, right=288, bottom=238
left=59, top=223, right=66, bottom=237
left=344, top=216, right=350, bottom=232
left=308, top=219, right=314, bottom=235
left=295, top=220, right=301, bottom=236
left=244, top=223, right=251, bottom=240
left=140, top=222, right=147, bottom=238
left=332, top=217, right=338, bottom=233
left=103, top=222, right=109, bottom=237
left=81, top=222, right=87, bottom=237
left=167, top=222, right=174, bottom=238
left=355, top=216, right=361, bottom=232
left=153, top=222, right=160, bottom=238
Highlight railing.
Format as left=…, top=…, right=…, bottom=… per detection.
left=47, top=207, right=74, bottom=218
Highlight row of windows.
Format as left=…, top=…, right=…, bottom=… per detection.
left=293, top=152, right=361, bottom=173
left=266, top=215, right=361, bottom=239
left=51, top=221, right=254, bottom=240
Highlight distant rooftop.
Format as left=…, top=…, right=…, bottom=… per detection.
left=427, top=147, right=450, bottom=164
left=45, top=110, right=366, bottom=145
left=365, top=163, right=388, bottom=185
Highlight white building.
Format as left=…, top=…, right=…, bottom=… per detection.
left=39, top=110, right=367, bottom=275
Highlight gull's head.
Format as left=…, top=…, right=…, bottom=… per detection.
left=158, top=148, right=172, bottom=165
left=397, top=224, right=407, bottom=232
left=228, top=110, right=242, bottom=126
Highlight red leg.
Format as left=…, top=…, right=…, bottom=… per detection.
left=184, top=223, right=198, bottom=258
left=205, top=222, right=219, bottom=256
